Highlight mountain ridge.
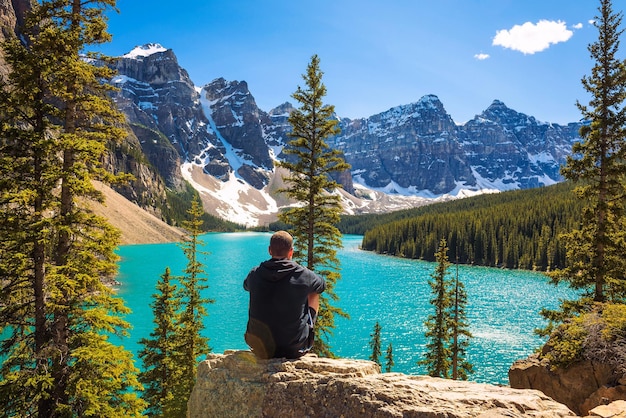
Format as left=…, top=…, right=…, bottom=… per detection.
left=108, top=43, right=583, bottom=226
left=0, top=0, right=584, bottom=231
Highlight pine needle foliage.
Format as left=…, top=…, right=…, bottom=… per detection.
left=541, top=302, right=626, bottom=376
left=419, top=239, right=454, bottom=378
left=277, top=54, right=351, bottom=357
left=139, top=198, right=213, bottom=417
left=451, top=259, right=473, bottom=380
left=0, top=1, right=145, bottom=416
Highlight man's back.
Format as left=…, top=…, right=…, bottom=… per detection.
left=244, top=253, right=325, bottom=359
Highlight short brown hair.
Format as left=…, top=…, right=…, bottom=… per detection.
left=270, top=230, right=293, bottom=258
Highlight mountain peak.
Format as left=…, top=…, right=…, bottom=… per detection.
left=486, top=99, right=508, bottom=110
left=419, top=94, right=442, bottom=104
left=122, top=43, right=168, bottom=59
left=414, top=94, right=445, bottom=112
left=480, top=99, right=534, bottom=125
left=204, top=78, right=251, bottom=102
left=269, top=102, right=295, bottom=117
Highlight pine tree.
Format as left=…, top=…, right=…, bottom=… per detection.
left=543, top=0, right=626, bottom=329
left=0, top=6, right=55, bottom=414
left=138, top=267, right=183, bottom=417
left=0, top=1, right=145, bottom=416
left=278, top=54, right=351, bottom=357
left=419, top=238, right=453, bottom=378
left=369, top=321, right=382, bottom=366
left=385, top=343, right=395, bottom=373
left=172, top=197, right=212, bottom=415
left=451, top=258, right=473, bottom=380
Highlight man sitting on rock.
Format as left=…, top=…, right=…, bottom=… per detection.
left=244, top=230, right=325, bottom=359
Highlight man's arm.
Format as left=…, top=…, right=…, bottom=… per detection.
left=243, top=268, right=255, bottom=291
left=307, top=292, right=319, bottom=315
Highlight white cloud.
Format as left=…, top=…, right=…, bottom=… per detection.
left=474, top=53, right=490, bottom=60
left=588, top=19, right=596, bottom=25
left=492, top=20, right=573, bottom=54
left=572, top=22, right=583, bottom=30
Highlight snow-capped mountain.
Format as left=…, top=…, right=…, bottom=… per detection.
left=109, top=44, right=583, bottom=226
left=332, top=97, right=582, bottom=196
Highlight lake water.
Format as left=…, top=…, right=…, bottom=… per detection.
left=115, top=232, right=576, bottom=385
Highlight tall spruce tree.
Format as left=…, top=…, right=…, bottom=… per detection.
left=278, top=54, right=350, bottom=357
left=419, top=239, right=453, bottom=378
left=138, top=267, right=183, bottom=417
left=451, top=259, right=473, bottom=380
left=0, top=1, right=145, bottom=416
left=172, top=197, right=212, bottom=415
left=543, top=0, right=626, bottom=330
left=369, top=321, right=382, bottom=366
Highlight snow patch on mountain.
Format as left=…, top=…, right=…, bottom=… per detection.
left=353, top=174, right=499, bottom=200
left=470, top=166, right=520, bottom=191
left=528, top=151, right=557, bottom=165
left=180, top=162, right=278, bottom=227
left=123, top=43, right=167, bottom=59
left=198, top=87, right=257, bottom=176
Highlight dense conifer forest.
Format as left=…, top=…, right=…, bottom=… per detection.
left=339, top=182, right=584, bottom=271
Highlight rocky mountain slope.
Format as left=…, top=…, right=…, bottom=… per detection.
left=333, top=96, right=581, bottom=195
left=88, top=182, right=183, bottom=245
left=109, top=44, right=582, bottom=226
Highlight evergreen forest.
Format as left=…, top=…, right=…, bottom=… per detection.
left=349, top=182, right=584, bottom=271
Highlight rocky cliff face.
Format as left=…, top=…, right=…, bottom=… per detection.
left=188, top=350, right=576, bottom=418
left=510, top=354, right=626, bottom=416
left=331, top=97, right=581, bottom=195
left=332, top=95, right=471, bottom=194
left=111, top=44, right=219, bottom=190
left=201, top=77, right=277, bottom=188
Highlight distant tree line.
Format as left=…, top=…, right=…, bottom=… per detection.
left=359, top=182, right=584, bottom=271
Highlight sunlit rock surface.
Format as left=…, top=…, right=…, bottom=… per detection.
left=188, top=350, right=576, bottom=417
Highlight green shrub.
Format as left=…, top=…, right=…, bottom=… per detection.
left=542, top=302, right=626, bottom=375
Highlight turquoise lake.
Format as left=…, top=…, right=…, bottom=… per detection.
left=115, top=232, right=576, bottom=385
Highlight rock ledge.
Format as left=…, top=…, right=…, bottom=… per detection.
left=188, top=350, right=576, bottom=417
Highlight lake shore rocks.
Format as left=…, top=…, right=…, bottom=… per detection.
left=510, top=353, right=626, bottom=416
left=188, top=350, right=577, bottom=417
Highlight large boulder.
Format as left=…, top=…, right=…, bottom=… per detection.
left=188, top=350, right=575, bottom=417
left=510, top=354, right=624, bottom=416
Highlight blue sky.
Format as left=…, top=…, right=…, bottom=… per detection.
left=99, top=0, right=607, bottom=124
